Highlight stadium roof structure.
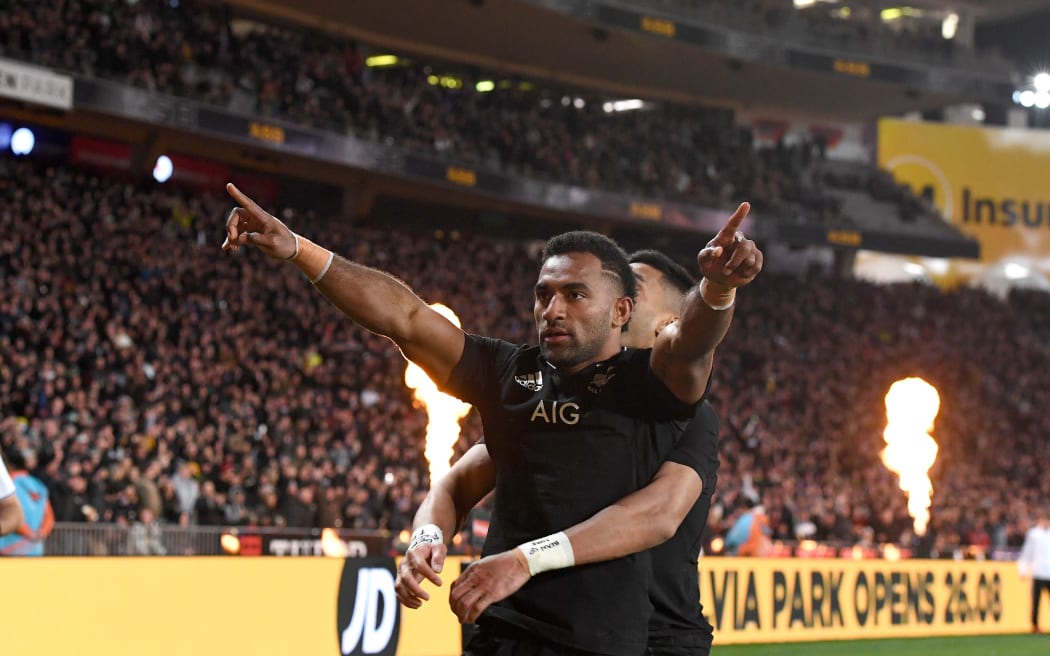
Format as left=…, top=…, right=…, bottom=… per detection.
left=227, top=0, right=1013, bottom=121
left=932, top=0, right=1050, bottom=23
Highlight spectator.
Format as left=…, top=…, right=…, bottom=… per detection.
left=128, top=508, right=167, bottom=556
left=0, top=447, right=54, bottom=556
left=194, top=480, right=225, bottom=526
left=172, top=462, right=200, bottom=519
left=724, top=498, right=771, bottom=556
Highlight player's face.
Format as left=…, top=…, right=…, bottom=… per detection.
left=534, top=252, right=629, bottom=373
left=622, top=263, right=669, bottom=350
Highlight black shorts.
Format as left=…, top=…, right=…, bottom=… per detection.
left=463, top=621, right=611, bottom=656
left=646, top=632, right=713, bottom=656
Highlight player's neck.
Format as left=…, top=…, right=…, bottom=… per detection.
left=561, top=343, right=623, bottom=375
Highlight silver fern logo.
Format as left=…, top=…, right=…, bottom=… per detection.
left=588, top=367, right=616, bottom=394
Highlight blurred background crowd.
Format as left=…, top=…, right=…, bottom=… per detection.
left=2, top=151, right=1046, bottom=556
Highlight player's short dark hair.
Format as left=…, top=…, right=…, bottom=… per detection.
left=629, top=249, right=696, bottom=296
left=541, top=231, right=636, bottom=299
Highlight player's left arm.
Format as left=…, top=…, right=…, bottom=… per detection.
left=449, top=462, right=703, bottom=623
left=651, top=202, right=762, bottom=404
left=450, top=409, right=719, bottom=624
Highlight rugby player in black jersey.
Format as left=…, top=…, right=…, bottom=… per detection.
left=222, top=184, right=760, bottom=655
left=400, top=250, right=728, bottom=656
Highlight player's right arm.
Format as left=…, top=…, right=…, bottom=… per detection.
left=222, top=184, right=465, bottom=386
left=0, top=456, right=23, bottom=536
left=651, top=203, right=761, bottom=404
left=395, top=443, right=495, bottom=609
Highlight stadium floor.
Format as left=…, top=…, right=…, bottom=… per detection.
left=714, top=634, right=1048, bottom=655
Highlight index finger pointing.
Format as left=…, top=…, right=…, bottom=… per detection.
left=716, top=202, right=750, bottom=240
left=226, top=183, right=262, bottom=216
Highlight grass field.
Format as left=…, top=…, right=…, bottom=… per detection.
left=714, top=634, right=1047, bottom=655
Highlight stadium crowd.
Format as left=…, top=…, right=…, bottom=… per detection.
left=2, top=0, right=923, bottom=229
left=0, top=153, right=1047, bottom=557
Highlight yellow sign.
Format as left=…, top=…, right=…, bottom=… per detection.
left=879, top=119, right=1050, bottom=264
left=446, top=166, right=477, bottom=187
left=630, top=201, right=663, bottom=221
left=0, top=557, right=460, bottom=656
left=827, top=229, right=863, bottom=247
left=833, top=59, right=871, bottom=78
left=701, top=557, right=1041, bottom=644
left=641, top=16, right=676, bottom=38
left=0, top=556, right=1043, bottom=653
left=249, top=121, right=286, bottom=145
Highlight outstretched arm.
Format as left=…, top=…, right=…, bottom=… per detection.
left=395, top=443, right=495, bottom=609
left=652, top=202, right=762, bottom=404
left=222, top=184, right=465, bottom=386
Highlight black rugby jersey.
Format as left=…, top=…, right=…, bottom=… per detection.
left=646, top=400, right=720, bottom=646
left=442, top=335, right=699, bottom=656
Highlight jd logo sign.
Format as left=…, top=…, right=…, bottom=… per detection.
left=336, top=557, right=400, bottom=656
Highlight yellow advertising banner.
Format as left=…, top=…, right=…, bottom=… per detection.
left=0, top=556, right=460, bottom=656
left=0, top=556, right=1042, bottom=654
left=701, top=557, right=1042, bottom=644
left=878, top=118, right=1050, bottom=266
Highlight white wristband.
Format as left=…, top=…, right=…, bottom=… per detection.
left=516, top=532, right=575, bottom=576
left=408, top=524, right=443, bottom=552
left=313, top=251, right=335, bottom=285
left=283, top=232, right=301, bottom=261
left=287, top=232, right=335, bottom=284
left=699, top=278, right=736, bottom=311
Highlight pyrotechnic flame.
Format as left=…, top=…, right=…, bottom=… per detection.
left=881, top=377, right=940, bottom=536
left=320, top=528, right=349, bottom=558
left=404, top=303, right=472, bottom=485
left=220, top=533, right=240, bottom=555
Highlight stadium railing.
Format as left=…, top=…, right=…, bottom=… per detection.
left=45, top=523, right=391, bottom=557
left=43, top=524, right=1020, bottom=562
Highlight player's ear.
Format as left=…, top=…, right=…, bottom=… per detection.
left=612, top=296, right=633, bottom=329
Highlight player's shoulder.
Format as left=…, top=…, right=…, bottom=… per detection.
left=617, top=346, right=656, bottom=373
left=693, top=400, right=718, bottom=422
left=462, top=334, right=533, bottom=369
left=464, top=334, right=545, bottom=383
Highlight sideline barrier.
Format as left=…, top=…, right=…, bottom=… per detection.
left=0, top=557, right=1043, bottom=655
left=0, top=556, right=459, bottom=656
left=700, top=557, right=1043, bottom=644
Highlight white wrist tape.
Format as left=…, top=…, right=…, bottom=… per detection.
left=289, top=233, right=335, bottom=284
left=313, top=251, right=335, bottom=285
left=516, top=532, right=575, bottom=576
left=283, top=232, right=301, bottom=261
left=699, top=278, right=736, bottom=311
left=407, top=524, right=443, bottom=552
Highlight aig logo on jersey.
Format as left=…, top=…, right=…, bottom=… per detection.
left=336, top=557, right=400, bottom=656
